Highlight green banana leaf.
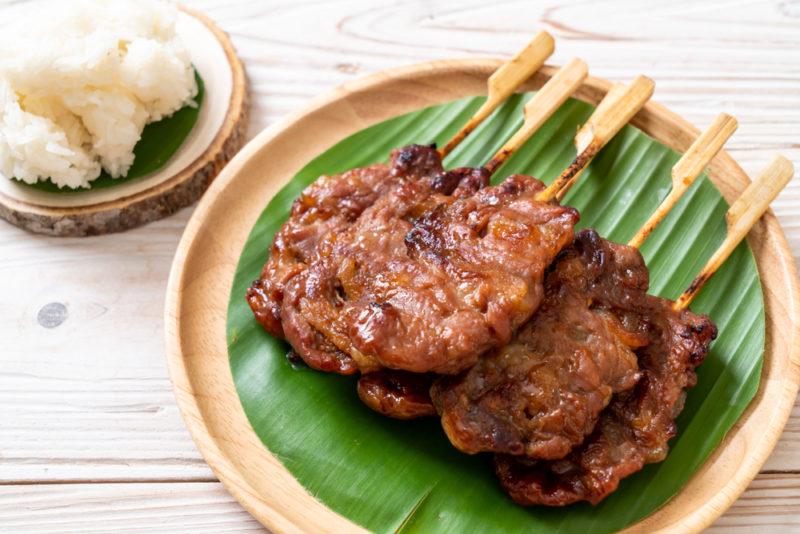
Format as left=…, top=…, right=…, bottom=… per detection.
left=227, top=93, right=764, bottom=533
left=14, top=70, right=204, bottom=192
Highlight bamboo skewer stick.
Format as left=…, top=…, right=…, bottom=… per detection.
left=534, top=76, right=655, bottom=203
left=628, top=113, right=738, bottom=249
left=483, top=58, right=589, bottom=175
left=673, top=155, right=794, bottom=310
left=439, top=31, right=555, bottom=158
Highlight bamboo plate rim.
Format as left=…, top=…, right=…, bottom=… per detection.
left=165, top=59, right=800, bottom=534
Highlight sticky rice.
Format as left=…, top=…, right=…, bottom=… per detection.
left=0, top=0, right=198, bottom=189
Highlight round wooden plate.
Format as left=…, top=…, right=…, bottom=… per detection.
left=165, top=60, right=800, bottom=533
left=0, top=6, right=248, bottom=236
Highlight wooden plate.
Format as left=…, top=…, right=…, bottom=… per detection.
left=0, top=6, right=248, bottom=236
left=164, top=60, right=800, bottom=533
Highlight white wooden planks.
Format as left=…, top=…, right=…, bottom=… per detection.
left=1, top=0, right=797, bottom=530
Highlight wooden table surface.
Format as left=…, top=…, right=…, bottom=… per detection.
left=1, top=0, right=798, bottom=531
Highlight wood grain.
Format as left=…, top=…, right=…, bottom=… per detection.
left=0, top=483, right=264, bottom=533
left=1, top=0, right=798, bottom=531
left=1, top=476, right=797, bottom=532
left=0, top=210, right=215, bottom=483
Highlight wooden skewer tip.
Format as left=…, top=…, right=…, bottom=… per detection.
left=674, top=154, right=794, bottom=310
left=439, top=31, right=555, bottom=158
left=484, top=58, right=589, bottom=174
left=537, top=74, right=656, bottom=202
left=628, top=112, right=739, bottom=249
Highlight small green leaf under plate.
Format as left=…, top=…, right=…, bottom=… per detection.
left=13, top=69, right=204, bottom=193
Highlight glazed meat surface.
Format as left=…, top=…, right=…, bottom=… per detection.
left=281, top=161, right=492, bottom=374
left=494, top=258, right=717, bottom=506
left=358, top=370, right=437, bottom=420
left=246, top=136, right=720, bottom=508
left=288, top=174, right=579, bottom=375
left=356, top=230, right=716, bottom=505
left=431, top=230, right=645, bottom=459
left=246, top=144, right=443, bottom=340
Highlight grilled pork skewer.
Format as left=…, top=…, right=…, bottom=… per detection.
left=355, top=59, right=591, bottom=415
left=289, top=163, right=578, bottom=377
left=496, top=155, right=794, bottom=506
left=431, top=116, right=736, bottom=458
left=281, top=60, right=590, bottom=375
left=290, top=72, right=653, bottom=379
left=356, top=76, right=656, bottom=417
left=362, top=114, right=737, bottom=420
left=247, top=34, right=555, bottom=341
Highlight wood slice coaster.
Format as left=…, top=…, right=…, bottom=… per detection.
left=0, top=7, right=249, bottom=237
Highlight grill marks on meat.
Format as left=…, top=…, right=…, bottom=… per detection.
left=494, top=232, right=718, bottom=506
left=247, top=142, right=718, bottom=507
left=246, top=163, right=390, bottom=338
left=431, top=230, right=646, bottom=459
left=284, top=166, right=490, bottom=374
left=291, top=174, right=579, bottom=375
left=355, top=230, right=716, bottom=506
left=246, top=144, right=443, bottom=344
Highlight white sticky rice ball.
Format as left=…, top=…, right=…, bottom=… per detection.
left=0, top=0, right=198, bottom=188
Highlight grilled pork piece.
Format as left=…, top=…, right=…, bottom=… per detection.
left=281, top=161, right=492, bottom=374
left=357, top=370, right=437, bottom=419
left=431, top=230, right=645, bottom=459
left=494, top=264, right=717, bottom=506
left=287, top=173, right=579, bottom=375
left=246, top=144, right=444, bottom=340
